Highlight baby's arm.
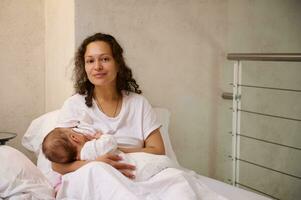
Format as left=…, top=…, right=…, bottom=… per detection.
left=81, top=134, right=118, bottom=161
left=94, top=135, right=118, bottom=154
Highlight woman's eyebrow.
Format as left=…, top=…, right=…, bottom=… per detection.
left=85, top=53, right=110, bottom=57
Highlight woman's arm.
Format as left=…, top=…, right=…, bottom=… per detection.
left=52, top=160, right=88, bottom=175
left=118, top=128, right=165, bottom=155
left=52, top=153, right=136, bottom=176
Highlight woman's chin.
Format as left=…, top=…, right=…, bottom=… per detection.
left=92, top=80, right=115, bottom=88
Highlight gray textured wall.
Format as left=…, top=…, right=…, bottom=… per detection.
left=45, top=0, right=74, bottom=112
left=0, top=0, right=45, bottom=161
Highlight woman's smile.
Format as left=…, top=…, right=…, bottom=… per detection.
left=93, top=72, right=108, bottom=78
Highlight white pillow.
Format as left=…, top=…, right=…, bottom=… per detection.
left=154, top=107, right=179, bottom=165
left=22, top=107, right=179, bottom=182
left=22, top=110, right=60, bottom=156
left=0, top=146, right=55, bottom=199
left=22, top=110, right=62, bottom=187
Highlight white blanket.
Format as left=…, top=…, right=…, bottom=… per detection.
left=56, top=162, right=227, bottom=200
left=81, top=134, right=176, bottom=182
left=19, top=109, right=271, bottom=200
left=0, top=146, right=54, bottom=200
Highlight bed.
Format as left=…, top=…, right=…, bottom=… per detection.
left=0, top=108, right=271, bottom=200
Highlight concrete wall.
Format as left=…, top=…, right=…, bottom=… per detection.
left=0, top=0, right=45, bottom=161
left=45, top=0, right=75, bottom=112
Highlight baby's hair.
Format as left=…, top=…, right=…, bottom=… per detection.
left=42, top=128, right=77, bottom=163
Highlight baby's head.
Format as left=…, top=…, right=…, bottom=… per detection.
left=42, top=127, right=86, bottom=163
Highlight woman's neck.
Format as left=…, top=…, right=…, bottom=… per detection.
left=93, top=86, right=122, bottom=118
left=93, top=85, right=120, bottom=101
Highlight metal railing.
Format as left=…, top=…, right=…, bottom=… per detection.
left=227, top=53, right=301, bottom=62
left=225, top=53, right=301, bottom=200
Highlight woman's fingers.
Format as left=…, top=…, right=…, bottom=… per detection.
left=95, top=153, right=136, bottom=170
left=119, top=169, right=135, bottom=179
left=104, top=153, right=123, bottom=161
left=111, top=161, right=135, bottom=170
left=95, top=153, right=136, bottom=178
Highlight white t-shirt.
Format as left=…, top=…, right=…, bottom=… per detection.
left=80, top=135, right=174, bottom=182
left=56, top=92, right=161, bottom=148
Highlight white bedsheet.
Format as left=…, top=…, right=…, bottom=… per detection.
left=0, top=146, right=271, bottom=200
left=56, top=162, right=227, bottom=200
left=188, top=171, right=271, bottom=200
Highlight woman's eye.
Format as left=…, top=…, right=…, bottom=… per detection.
left=101, top=57, right=110, bottom=62
left=85, top=59, right=94, bottom=64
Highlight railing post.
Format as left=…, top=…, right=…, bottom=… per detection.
left=232, top=60, right=242, bottom=186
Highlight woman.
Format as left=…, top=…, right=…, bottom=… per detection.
left=52, top=33, right=227, bottom=200
left=52, top=32, right=165, bottom=178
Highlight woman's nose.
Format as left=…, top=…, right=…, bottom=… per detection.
left=95, top=60, right=103, bottom=70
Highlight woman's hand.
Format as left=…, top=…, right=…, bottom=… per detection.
left=52, top=152, right=135, bottom=178
left=96, top=153, right=136, bottom=179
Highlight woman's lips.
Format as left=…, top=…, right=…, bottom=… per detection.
left=94, top=72, right=107, bottom=78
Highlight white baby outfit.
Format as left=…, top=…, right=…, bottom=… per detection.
left=80, top=134, right=174, bottom=182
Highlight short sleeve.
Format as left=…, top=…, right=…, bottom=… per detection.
left=141, top=97, right=161, bottom=139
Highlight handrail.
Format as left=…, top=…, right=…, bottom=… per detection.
left=227, top=53, right=301, bottom=200
left=227, top=53, right=301, bottom=62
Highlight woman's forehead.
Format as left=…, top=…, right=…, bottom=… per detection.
left=85, top=41, right=112, bottom=57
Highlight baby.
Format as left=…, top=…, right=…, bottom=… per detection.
left=42, top=127, right=175, bottom=181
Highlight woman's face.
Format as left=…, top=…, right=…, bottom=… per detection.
left=84, top=41, right=118, bottom=87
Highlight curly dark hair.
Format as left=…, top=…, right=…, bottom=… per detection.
left=73, top=32, right=141, bottom=107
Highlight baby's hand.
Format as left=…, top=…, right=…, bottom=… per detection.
left=84, top=134, right=94, bottom=141
left=83, top=131, right=102, bottom=141
left=93, top=131, right=103, bottom=139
